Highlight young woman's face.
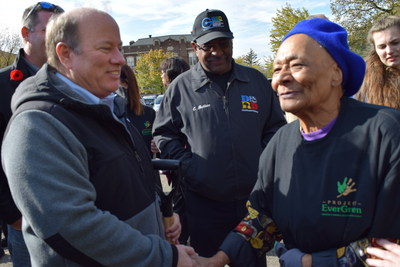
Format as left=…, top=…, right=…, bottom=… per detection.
left=161, top=70, right=169, bottom=87
left=373, top=26, right=400, bottom=68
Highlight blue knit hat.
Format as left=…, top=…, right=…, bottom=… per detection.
left=282, top=18, right=365, bottom=97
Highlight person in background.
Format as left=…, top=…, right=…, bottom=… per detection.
left=118, top=64, right=156, bottom=155
left=0, top=2, right=64, bottom=266
left=158, top=56, right=191, bottom=245
left=153, top=8, right=286, bottom=258
left=195, top=18, right=400, bottom=267
left=152, top=57, right=190, bottom=154
left=160, top=56, right=190, bottom=87
left=356, top=15, right=400, bottom=108
left=353, top=15, right=400, bottom=267
left=1, top=7, right=195, bottom=266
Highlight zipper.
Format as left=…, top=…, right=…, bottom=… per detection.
left=223, top=81, right=231, bottom=115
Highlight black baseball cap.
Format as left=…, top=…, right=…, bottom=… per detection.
left=191, top=9, right=234, bottom=45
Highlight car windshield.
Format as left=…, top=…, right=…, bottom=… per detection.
left=155, top=95, right=163, bottom=104
left=142, top=95, right=156, bottom=106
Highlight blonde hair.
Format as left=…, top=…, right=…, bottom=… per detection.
left=355, top=16, right=400, bottom=108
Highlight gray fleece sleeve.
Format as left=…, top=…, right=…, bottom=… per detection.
left=2, top=110, right=175, bottom=266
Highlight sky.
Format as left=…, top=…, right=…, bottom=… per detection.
left=1, top=0, right=332, bottom=61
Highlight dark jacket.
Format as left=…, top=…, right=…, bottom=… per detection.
left=2, top=64, right=177, bottom=266
left=127, top=105, right=156, bottom=156
left=153, top=62, right=286, bottom=201
left=0, top=48, right=37, bottom=224
left=221, top=98, right=400, bottom=266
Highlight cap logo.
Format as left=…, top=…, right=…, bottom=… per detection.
left=202, top=16, right=224, bottom=30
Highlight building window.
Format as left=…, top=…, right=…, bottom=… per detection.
left=126, top=56, right=134, bottom=67
left=188, top=51, right=197, bottom=66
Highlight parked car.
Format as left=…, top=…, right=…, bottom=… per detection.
left=153, top=94, right=164, bottom=112
left=142, top=95, right=156, bottom=107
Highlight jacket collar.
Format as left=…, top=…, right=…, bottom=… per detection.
left=14, top=48, right=37, bottom=76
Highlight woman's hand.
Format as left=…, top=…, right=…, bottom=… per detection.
left=366, top=239, right=400, bottom=267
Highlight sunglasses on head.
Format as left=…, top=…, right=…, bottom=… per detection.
left=24, top=2, right=64, bottom=22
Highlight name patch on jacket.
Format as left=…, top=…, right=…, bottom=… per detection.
left=241, top=95, right=259, bottom=113
left=193, top=104, right=211, bottom=111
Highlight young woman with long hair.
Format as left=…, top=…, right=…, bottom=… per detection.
left=356, top=15, right=400, bottom=108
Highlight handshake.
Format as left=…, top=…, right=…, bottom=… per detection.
left=176, top=247, right=230, bottom=267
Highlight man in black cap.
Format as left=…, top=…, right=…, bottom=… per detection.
left=153, top=9, right=286, bottom=257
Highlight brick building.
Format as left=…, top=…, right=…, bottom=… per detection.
left=122, top=34, right=197, bottom=68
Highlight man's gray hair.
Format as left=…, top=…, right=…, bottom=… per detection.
left=45, top=10, right=85, bottom=68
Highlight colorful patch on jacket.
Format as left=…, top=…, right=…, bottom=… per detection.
left=241, top=95, right=259, bottom=113
left=142, top=121, right=152, bottom=136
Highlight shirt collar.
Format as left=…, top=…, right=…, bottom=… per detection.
left=55, top=73, right=116, bottom=111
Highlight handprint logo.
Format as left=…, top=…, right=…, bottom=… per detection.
left=337, top=177, right=357, bottom=198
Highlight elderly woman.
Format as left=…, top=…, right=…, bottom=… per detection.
left=195, top=18, right=400, bottom=267
left=356, top=15, right=400, bottom=108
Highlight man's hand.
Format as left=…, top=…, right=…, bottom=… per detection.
left=176, top=245, right=198, bottom=267
left=165, top=213, right=181, bottom=244
left=192, top=251, right=230, bottom=267
left=366, top=239, right=400, bottom=267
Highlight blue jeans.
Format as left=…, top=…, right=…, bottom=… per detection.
left=7, top=225, right=31, bottom=267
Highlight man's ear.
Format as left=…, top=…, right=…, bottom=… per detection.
left=56, top=42, right=73, bottom=69
left=21, top=27, right=30, bottom=42
left=331, top=64, right=343, bottom=87
left=191, top=42, right=198, bottom=51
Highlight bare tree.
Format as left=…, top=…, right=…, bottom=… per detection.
left=0, top=27, right=22, bottom=68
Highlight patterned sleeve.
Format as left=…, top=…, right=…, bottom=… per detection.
left=219, top=199, right=282, bottom=266
left=233, top=200, right=282, bottom=256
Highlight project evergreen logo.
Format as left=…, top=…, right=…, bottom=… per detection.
left=321, top=177, right=363, bottom=218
